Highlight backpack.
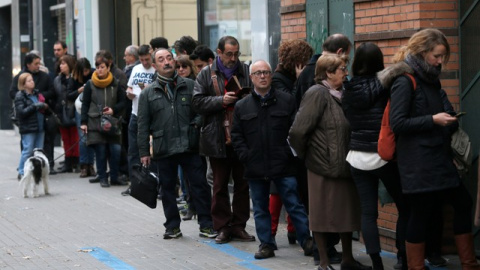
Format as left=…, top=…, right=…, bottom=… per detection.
left=378, top=73, right=416, bottom=161
left=451, top=127, right=472, bottom=178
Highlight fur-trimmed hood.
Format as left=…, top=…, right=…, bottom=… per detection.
left=377, top=61, right=414, bottom=89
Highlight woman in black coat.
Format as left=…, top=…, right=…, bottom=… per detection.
left=389, top=28, right=478, bottom=270
left=343, top=43, right=408, bottom=270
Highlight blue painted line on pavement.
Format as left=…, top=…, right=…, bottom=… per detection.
left=82, top=247, right=135, bottom=270
left=203, top=241, right=269, bottom=270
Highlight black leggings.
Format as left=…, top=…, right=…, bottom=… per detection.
left=405, top=183, right=473, bottom=243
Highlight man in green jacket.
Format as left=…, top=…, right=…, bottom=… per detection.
left=137, top=48, right=216, bottom=240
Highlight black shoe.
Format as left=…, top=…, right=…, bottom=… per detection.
left=341, top=261, right=372, bottom=270
left=99, top=179, right=110, bottom=188
left=121, top=187, right=131, bottom=196
left=49, top=168, right=57, bottom=175
left=287, top=231, right=297, bottom=244
left=254, top=244, right=275, bottom=259
left=17, top=173, right=23, bottom=181
left=327, top=247, right=342, bottom=264
left=182, top=209, right=197, bottom=221
left=426, top=253, right=447, bottom=267
left=163, top=228, right=182, bottom=239
left=110, top=179, right=128, bottom=186
left=303, top=237, right=314, bottom=256
left=89, top=175, right=100, bottom=183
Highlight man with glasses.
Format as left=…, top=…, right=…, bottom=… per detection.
left=231, top=60, right=312, bottom=259
left=193, top=36, right=255, bottom=244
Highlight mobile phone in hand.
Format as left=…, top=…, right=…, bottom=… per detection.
left=455, top=112, right=466, bottom=118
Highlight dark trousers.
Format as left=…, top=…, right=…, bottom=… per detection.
left=209, top=154, right=250, bottom=231
left=43, top=127, right=56, bottom=167
left=351, top=162, right=409, bottom=254
left=406, top=182, right=473, bottom=243
left=153, top=153, right=212, bottom=230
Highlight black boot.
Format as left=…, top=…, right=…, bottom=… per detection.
left=58, top=157, right=73, bottom=173
left=71, top=157, right=80, bottom=173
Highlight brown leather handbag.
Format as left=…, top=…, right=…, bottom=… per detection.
left=210, top=66, right=234, bottom=145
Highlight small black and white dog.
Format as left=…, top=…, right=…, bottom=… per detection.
left=20, top=148, right=50, bottom=198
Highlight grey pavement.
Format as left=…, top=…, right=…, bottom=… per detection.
left=0, top=129, right=462, bottom=269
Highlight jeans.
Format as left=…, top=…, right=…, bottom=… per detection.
left=152, top=153, right=212, bottom=230
left=93, top=143, right=121, bottom=181
left=127, top=114, right=140, bottom=177
left=351, top=162, right=409, bottom=254
left=249, top=176, right=310, bottom=248
left=18, top=132, right=45, bottom=175
left=75, top=111, right=94, bottom=164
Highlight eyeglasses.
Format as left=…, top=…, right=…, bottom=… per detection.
left=176, top=65, right=188, bottom=69
left=251, top=70, right=272, bottom=77
left=223, top=51, right=241, bottom=58
left=338, top=66, right=348, bottom=72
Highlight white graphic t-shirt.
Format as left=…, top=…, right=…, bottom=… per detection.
left=127, top=64, right=155, bottom=115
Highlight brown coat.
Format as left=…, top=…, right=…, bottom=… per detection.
left=289, top=83, right=351, bottom=179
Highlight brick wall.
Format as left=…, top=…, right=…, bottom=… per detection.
left=355, top=0, right=460, bottom=110
left=280, top=0, right=461, bottom=253
left=280, top=0, right=307, bottom=40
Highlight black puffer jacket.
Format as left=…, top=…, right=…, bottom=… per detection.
left=192, top=58, right=252, bottom=158
left=343, top=76, right=388, bottom=152
left=14, top=90, right=44, bottom=134
left=231, top=88, right=296, bottom=180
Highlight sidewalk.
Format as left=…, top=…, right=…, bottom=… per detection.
left=0, top=129, right=461, bottom=269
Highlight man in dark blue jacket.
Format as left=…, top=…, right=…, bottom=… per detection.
left=231, top=60, right=312, bottom=260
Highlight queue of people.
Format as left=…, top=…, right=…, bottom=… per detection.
left=10, top=29, right=480, bottom=270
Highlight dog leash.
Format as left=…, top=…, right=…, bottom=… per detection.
left=52, top=133, right=86, bottom=162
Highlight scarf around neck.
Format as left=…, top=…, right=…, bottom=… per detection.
left=92, top=71, right=113, bottom=88
left=322, top=80, right=343, bottom=100
left=216, top=57, right=240, bottom=80
left=405, top=54, right=442, bottom=83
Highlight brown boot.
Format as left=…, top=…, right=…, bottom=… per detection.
left=79, top=164, right=88, bottom=178
left=455, top=233, right=480, bottom=270
left=406, top=242, right=426, bottom=270
left=88, top=164, right=96, bottom=176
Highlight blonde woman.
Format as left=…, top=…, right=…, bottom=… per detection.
left=14, top=73, right=48, bottom=179
left=387, top=28, right=479, bottom=270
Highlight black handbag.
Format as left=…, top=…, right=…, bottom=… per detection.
left=99, top=114, right=121, bottom=136
left=130, top=164, right=161, bottom=209
left=61, top=101, right=77, bottom=127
